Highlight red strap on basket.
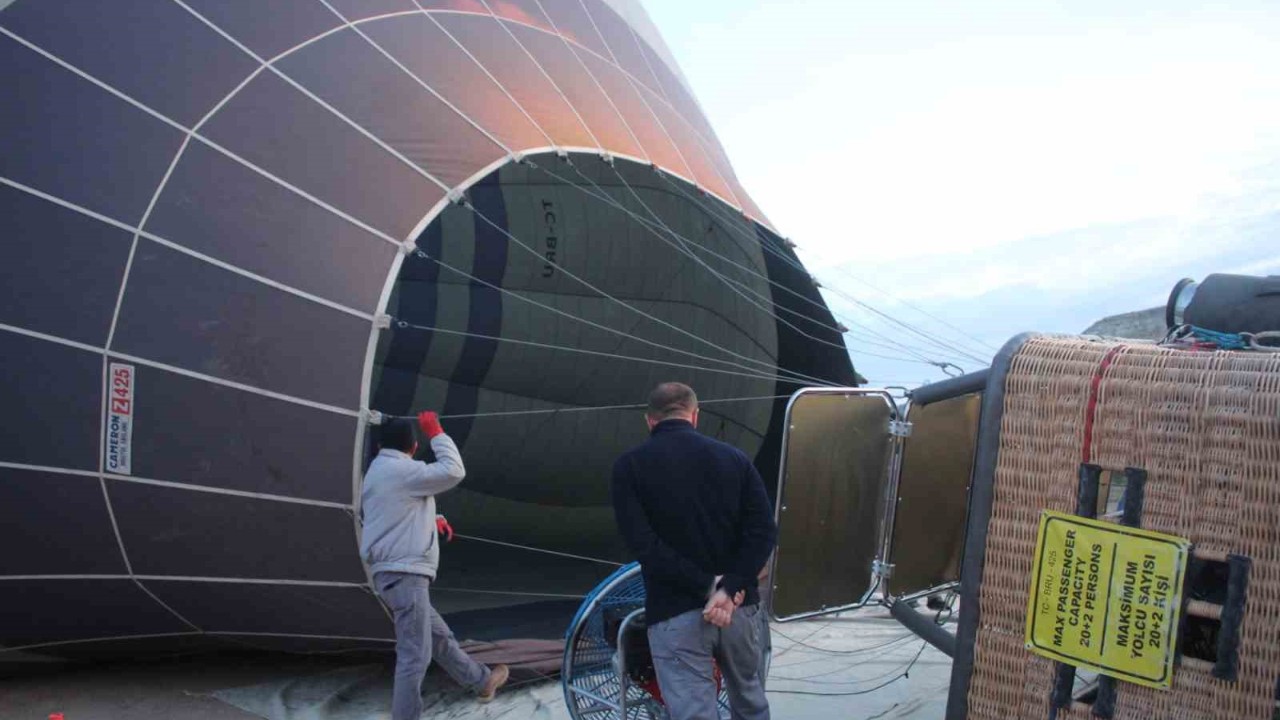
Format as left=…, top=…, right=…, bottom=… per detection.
left=1080, top=345, right=1126, bottom=463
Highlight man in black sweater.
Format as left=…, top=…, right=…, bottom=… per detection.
left=611, top=382, right=776, bottom=720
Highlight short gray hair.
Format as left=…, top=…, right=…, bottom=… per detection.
left=646, top=382, right=698, bottom=420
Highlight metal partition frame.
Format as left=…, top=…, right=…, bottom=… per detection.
left=882, top=386, right=984, bottom=602
left=769, top=387, right=901, bottom=622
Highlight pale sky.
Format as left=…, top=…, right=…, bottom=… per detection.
left=645, top=0, right=1280, bottom=386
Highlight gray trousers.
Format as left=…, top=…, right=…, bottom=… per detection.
left=374, top=572, right=490, bottom=720
left=648, top=604, right=770, bottom=720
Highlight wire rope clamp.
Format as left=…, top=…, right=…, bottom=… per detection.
left=398, top=240, right=417, bottom=256
left=363, top=409, right=385, bottom=426
left=598, top=151, right=615, bottom=166
left=555, top=148, right=570, bottom=160
left=784, top=237, right=798, bottom=249
left=872, top=559, right=895, bottom=579
left=373, top=314, right=392, bottom=330
left=935, top=362, right=964, bottom=378
left=889, top=419, right=913, bottom=437
left=509, top=150, right=526, bottom=165
left=835, top=322, right=850, bottom=334
left=447, top=188, right=467, bottom=206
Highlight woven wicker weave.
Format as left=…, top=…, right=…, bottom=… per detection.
left=965, top=336, right=1280, bottom=720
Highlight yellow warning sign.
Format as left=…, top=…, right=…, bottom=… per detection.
left=1025, top=511, right=1190, bottom=689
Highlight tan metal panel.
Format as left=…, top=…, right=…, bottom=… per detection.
left=772, top=390, right=894, bottom=620
left=887, top=392, right=982, bottom=600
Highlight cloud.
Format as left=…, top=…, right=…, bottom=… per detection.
left=648, top=0, right=1280, bottom=385
left=711, top=19, right=1280, bottom=271
left=1226, top=256, right=1280, bottom=276
left=835, top=208, right=1277, bottom=305
left=813, top=208, right=1280, bottom=385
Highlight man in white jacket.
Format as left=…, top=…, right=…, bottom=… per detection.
left=361, top=411, right=509, bottom=720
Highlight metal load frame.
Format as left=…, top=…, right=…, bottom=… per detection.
left=767, top=369, right=990, bottom=660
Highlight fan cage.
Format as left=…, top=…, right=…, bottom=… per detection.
left=562, top=562, right=732, bottom=719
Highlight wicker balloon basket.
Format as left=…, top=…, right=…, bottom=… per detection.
left=949, top=335, right=1280, bottom=720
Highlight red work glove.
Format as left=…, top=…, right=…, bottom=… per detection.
left=436, top=515, right=454, bottom=543
left=418, top=411, right=444, bottom=439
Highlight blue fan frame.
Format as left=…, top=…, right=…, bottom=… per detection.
left=562, top=562, right=732, bottom=719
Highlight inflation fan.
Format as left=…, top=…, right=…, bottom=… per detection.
left=562, top=562, right=733, bottom=720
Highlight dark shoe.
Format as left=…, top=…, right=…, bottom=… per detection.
left=477, top=664, right=509, bottom=704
